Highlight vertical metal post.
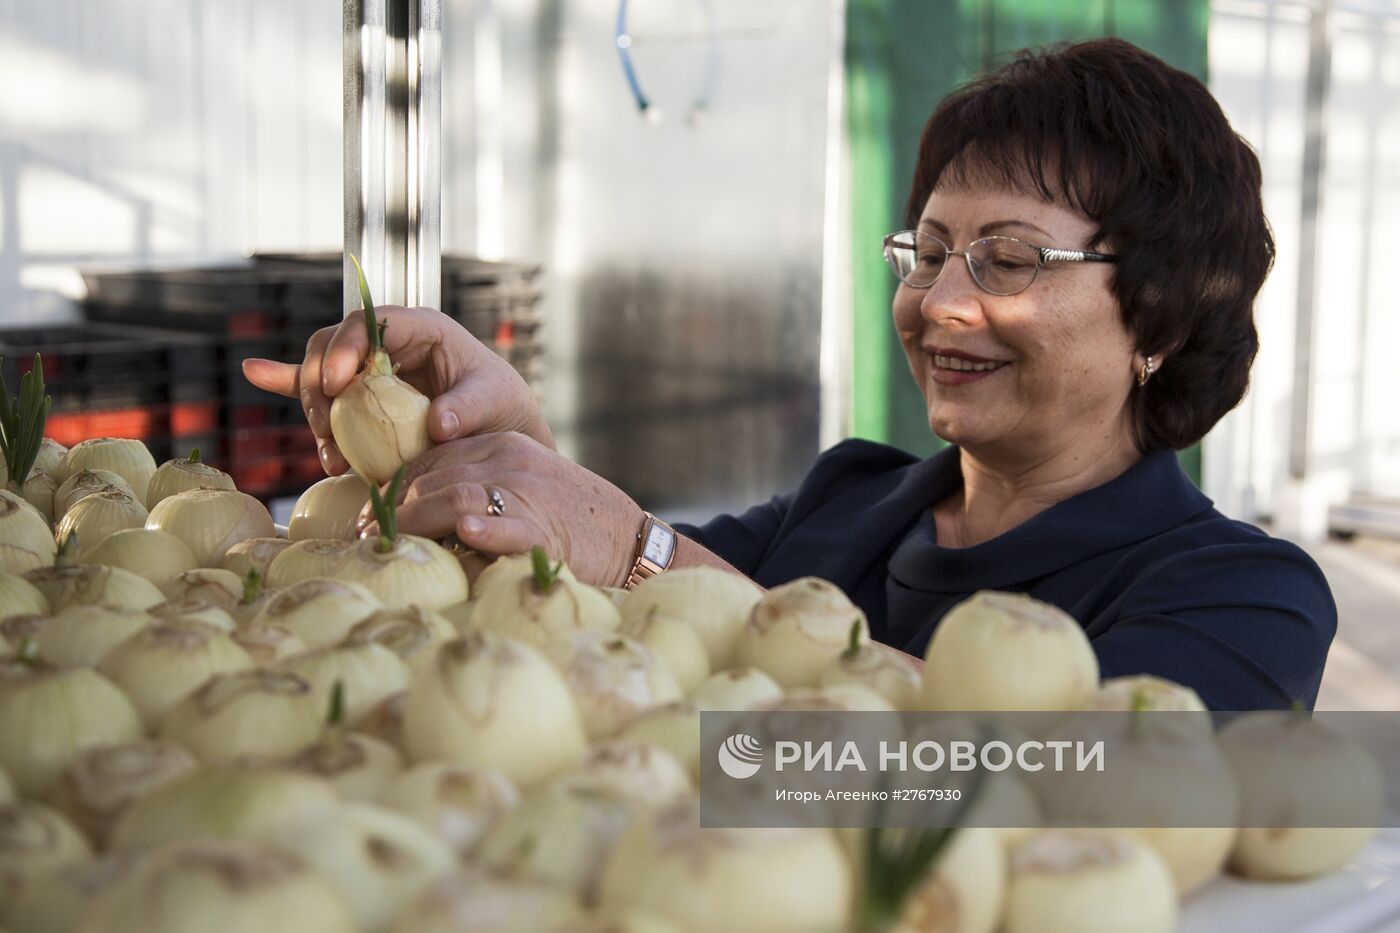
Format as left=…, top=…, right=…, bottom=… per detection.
left=1289, top=0, right=1331, bottom=480
left=345, top=0, right=441, bottom=313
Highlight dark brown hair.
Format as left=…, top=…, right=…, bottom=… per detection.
left=906, top=38, right=1272, bottom=452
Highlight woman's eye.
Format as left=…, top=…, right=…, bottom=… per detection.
left=917, top=252, right=945, bottom=267
left=993, top=258, right=1032, bottom=271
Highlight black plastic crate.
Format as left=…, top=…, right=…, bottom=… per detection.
left=0, top=324, right=218, bottom=412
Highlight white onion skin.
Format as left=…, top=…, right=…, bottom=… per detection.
left=4, top=852, right=140, bottom=933
left=403, top=633, right=587, bottom=789
left=54, top=470, right=133, bottom=523
left=273, top=801, right=455, bottom=933
left=691, top=667, right=784, bottom=711
left=57, top=438, right=157, bottom=504
left=333, top=535, right=469, bottom=611
left=146, top=488, right=276, bottom=567
left=466, top=555, right=618, bottom=647
left=0, top=663, right=144, bottom=798
left=24, top=564, right=166, bottom=613
left=56, top=489, right=149, bottom=557
left=232, top=623, right=309, bottom=666
left=555, top=741, right=693, bottom=810
left=98, top=621, right=254, bottom=728
left=619, top=609, right=712, bottom=695
left=267, top=539, right=357, bottom=588
left=1003, top=830, right=1176, bottom=933
left=818, top=641, right=923, bottom=711
left=147, top=597, right=237, bottom=633
left=0, top=800, right=93, bottom=907
left=329, top=359, right=432, bottom=486
left=35, top=438, right=67, bottom=477
left=614, top=702, right=702, bottom=782
left=0, top=571, right=49, bottom=619
left=288, top=473, right=373, bottom=542
left=145, top=455, right=236, bottom=510
left=541, top=632, right=683, bottom=740
left=76, top=838, right=356, bottom=933
left=889, top=827, right=1006, bottom=933
left=223, top=537, right=294, bottom=580
left=0, top=491, right=58, bottom=575
left=280, top=642, right=411, bottom=727
left=290, top=732, right=403, bottom=801
left=600, top=801, right=852, bottom=933
left=378, top=763, right=521, bottom=859
left=344, top=606, right=458, bottom=677
left=18, top=469, right=57, bottom=524
left=736, top=578, right=871, bottom=688
left=108, top=767, right=342, bottom=852
left=34, top=605, right=153, bottom=668
left=252, top=577, right=382, bottom=649
left=158, top=669, right=324, bottom=767
left=161, top=567, right=243, bottom=605
left=919, top=591, right=1099, bottom=713
left=48, top=740, right=199, bottom=847
left=619, top=567, right=763, bottom=669
left=359, top=691, right=408, bottom=754
left=78, top=528, right=199, bottom=591
left=392, top=868, right=586, bottom=933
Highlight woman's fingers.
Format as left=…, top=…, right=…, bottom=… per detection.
left=320, top=310, right=374, bottom=396
left=240, top=358, right=300, bottom=399
left=455, top=514, right=545, bottom=557
left=391, top=482, right=493, bottom=541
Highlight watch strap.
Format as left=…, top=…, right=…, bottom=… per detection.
left=623, top=512, right=676, bottom=590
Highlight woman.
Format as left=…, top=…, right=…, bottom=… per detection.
left=245, top=38, right=1334, bottom=711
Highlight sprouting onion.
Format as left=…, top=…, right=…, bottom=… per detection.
left=0, top=355, right=55, bottom=521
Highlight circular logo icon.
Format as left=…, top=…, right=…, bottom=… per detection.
left=718, top=733, right=764, bottom=779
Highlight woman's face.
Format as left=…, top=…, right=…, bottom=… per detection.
left=893, top=182, right=1139, bottom=463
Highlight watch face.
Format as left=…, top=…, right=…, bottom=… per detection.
left=643, top=524, right=676, bottom=567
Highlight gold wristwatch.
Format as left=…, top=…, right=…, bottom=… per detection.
left=623, top=512, right=676, bottom=590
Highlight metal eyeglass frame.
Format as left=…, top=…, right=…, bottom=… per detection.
left=882, top=230, right=1117, bottom=296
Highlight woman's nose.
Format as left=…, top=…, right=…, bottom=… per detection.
left=919, top=253, right=986, bottom=326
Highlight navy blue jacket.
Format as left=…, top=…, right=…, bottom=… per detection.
left=674, top=440, right=1336, bottom=711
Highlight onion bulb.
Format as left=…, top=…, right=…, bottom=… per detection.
left=556, top=741, right=693, bottom=810
left=17, top=469, right=56, bottom=524
left=541, top=632, right=683, bottom=739
left=1003, top=830, right=1176, bottom=933
left=736, top=578, right=870, bottom=688
left=34, top=604, right=152, bottom=667
left=393, top=868, right=586, bottom=933
left=379, top=763, right=521, bottom=859
left=818, top=622, right=923, bottom=711
left=344, top=605, right=457, bottom=676
left=35, top=437, right=66, bottom=477
left=272, top=802, right=455, bottom=933
left=478, top=781, right=640, bottom=901
left=404, top=633, right=587, bottom=788
left=145, top=448, right=235, bottom=509
left=329, top=258, right=432, bottom=485
left=77, top=839, right=355, bottom=933
left=109, top=767, right=341, bottom=852
left=0, top=800, right=92, bottom=907
left=600, top=800, right=852, bottom=933
left=57, top=438, right=157, bottom=503
left=280, top=641, right=411, bottom=726
left=0, top=490, right=57, bottom=575
left=0, top=571, right=48, bottom=619
left=289, top=473, right=372, bottom=541
left=360, top=691, right=408, bottom=753
left=1218, top=710, right=1383, bottom=880
left=159, top=669, right=324, bottom=766
left=252, top=577, right=382, bottom=649
left=78, top=528, right=198, bottom=591
left=291, top=730, right=403, bottom=801
left=886, top=827, right=1006, bottom=933
left=98, top=621, right=253, bottom=728
left=334, top=534, right=468, bottom=611
left=232, top=623, right=308, bottom=665
left=48, top=740, right=198, bottom=847
left=619, top=607, right=711, bottom=694
left=54, top=470, right=132, bottom=523
left=161, top=567, right=242, bottom=605
left=223, top=536, right=294, bottom=580
left=0, top=655, right=143, bottom=797
left=147, top=596, right=236, bottom=632
left=690, top=666, right=783, bottom=711
left=0, top=613, right=43, bottom=652
left=267, top=539, right=357, bottom=587
left=25, top=563, right=165, bottom=613
left=146, top=488, right=275, bottom=567
left=619, top=567, right=763, bottom=670
left=467, top=550, right=618, bottom=646
left=4, top=852, right=138, bottom=933
left=919, top=591, right=1098, bottom=712
left=613, top=702, right=702, bottom=782
left=56, top=489, right=148, bottom=556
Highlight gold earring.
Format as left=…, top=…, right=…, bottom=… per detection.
left=1137, top=356, right=1157, bottom=387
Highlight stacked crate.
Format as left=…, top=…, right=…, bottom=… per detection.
left=77, top=255, right=544, bottom=502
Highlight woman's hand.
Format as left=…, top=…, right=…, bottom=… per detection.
left=363, top=432, right=645, bottom=588
left=241, top=306, right=553, bottom=475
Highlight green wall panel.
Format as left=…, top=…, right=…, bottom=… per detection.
left=845, top=0, right=1209, bottom=479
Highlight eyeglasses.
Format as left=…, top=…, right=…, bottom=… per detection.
left=883, top=230, right=1116, bottom=296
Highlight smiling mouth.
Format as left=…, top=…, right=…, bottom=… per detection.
left=931, top=354, right=1009, bottom=373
